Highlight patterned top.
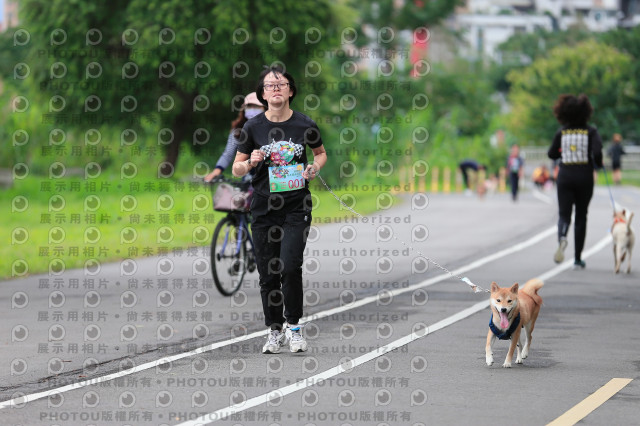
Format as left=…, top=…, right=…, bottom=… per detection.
left=548, top=125, right=603, bottom=171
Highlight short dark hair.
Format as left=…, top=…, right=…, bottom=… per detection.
left=255, top=65, right=297, bottom=108
left=553, top=94, right=593, bottom=127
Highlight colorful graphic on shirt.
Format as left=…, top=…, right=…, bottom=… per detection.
left=260, top=139, right=305, bottom=166
left=262, top=139, right=306, bottom=193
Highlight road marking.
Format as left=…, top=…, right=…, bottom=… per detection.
left=176, top=299, right=492, bottom=425
left=546, top=378, right=633, bottom=426
left=302, top=225, right=555, bottom=323
left=175, top=234, right=612, bottom=425
left=0, top=227, right=601, bottom=411
left=532, top=189, right=554, bottom=204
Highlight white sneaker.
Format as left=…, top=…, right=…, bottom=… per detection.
left=262, top=328, right=285, bottom=354
left=554, top=238, right=568, bottom=263
left=285, top=324, right=308, bottom=353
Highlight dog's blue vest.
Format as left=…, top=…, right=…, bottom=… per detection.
left=489, top=313, right=521, bottom=340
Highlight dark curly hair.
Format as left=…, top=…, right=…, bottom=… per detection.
left=553, top=94, right=593, bottom=127
left=255, top=65, right=297, bottom=108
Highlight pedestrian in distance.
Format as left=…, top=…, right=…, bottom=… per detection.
left=507, top=144, right=524, bottom=201
left=607, top=133, right=626, bottom=185
left=532, top=164, right=551, bottom=189
left=458, top=159, right=485, bottom=196
left=548, top=93, right=603, bottom=269
left=204, top=92, right=265, bottom=182
left=232, top=65, right=327, bottom=354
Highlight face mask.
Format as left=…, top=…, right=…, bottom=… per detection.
left=244, top=107, right=263, bottom=119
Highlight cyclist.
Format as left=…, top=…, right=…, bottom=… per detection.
left=204, top=92, right=265, bottom=182
left=205, top=93, right=264, bottom=294
left=232, top=65, right=327, bottom=354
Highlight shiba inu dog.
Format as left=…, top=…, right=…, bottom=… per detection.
left=485, top=279, right=544, bottom=368
left=612, top=210, right=634, bottom=274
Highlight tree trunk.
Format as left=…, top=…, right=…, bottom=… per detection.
left=161, top=109, right=189, bottom=177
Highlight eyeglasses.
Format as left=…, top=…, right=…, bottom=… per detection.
left=263, top=82, right=289, bottom=91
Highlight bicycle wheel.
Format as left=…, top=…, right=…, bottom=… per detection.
left=211, top=215, right=248, bottom=296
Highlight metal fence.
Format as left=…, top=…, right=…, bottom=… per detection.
left=522, top=145, right=640, bottom=171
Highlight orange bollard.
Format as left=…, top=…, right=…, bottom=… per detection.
left=418, top=172, right=426, bottom=193
left=396, top=166, right=406, bottom=194
left=409, top=165, right=416, bottom=193
left=477, top=168, right=486, bottom=198
left=431, top=167, right=439, bottom=193
left=455, top=169, right=463, bottom=193
left=498, top=167, right=506, bottom=193
left=443, top=167, right=451, bottom=193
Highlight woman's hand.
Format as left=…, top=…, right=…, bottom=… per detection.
left=303, top=163, right=318, bottom=181
left=204, top=168, right=222, bottom=182
left=250, top=149, right=265, bottom=166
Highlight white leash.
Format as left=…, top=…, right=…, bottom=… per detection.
left=314, top=173, right=488, bottom=293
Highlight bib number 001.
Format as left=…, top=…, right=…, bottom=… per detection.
left=268, top=164, right=305, bottom=193
left=288, top=178, right=305, bottom=189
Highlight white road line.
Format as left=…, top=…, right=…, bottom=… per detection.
left=532, top=189, right=554, bottom=204
left=176, top=299, right=492, bottom=426
left=177, top=233, right=613, bottom=425
left=300, top=226, right=556, bottom=323
left=0, top=225, right=555, bottom=409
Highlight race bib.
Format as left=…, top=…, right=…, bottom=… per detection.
left=269, top=164, right=305, bottom=192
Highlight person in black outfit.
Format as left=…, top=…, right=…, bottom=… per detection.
left=608, top=133, right=626, bottom=185
left=458, top=159, right=485, bottom=194
left=233, top=65, right=327, bottom=354
left=507, top=144, right=524, bottom=201
left=548, top=94, right=603, bottom=269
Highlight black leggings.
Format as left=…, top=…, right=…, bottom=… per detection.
left=556, top=171, right=594, bottom=262
left=251, top=209, right=310, bottom=328
left=509, top=172, right=519, bottom=200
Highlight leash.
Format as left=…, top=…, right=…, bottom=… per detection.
left=314, top=173, right=489, bottom=293
left=260, top=141, right=487, bottom=292
left=600, top=165, right=617, bottom=213
left=591, top=149, right=616, bottom=213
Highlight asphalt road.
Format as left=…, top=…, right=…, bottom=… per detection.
left=1, top=184, right=639, bottom=426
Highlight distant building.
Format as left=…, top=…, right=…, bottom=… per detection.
left=0, top=0, right=19, bottom=32
left=450, top=0, right=638, bottom=62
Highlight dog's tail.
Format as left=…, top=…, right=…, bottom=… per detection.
left=628, top=212, right=634, bottom=234
left=521, top=278, right=544, bottom=306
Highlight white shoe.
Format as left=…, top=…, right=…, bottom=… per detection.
left=262, top=328, right=285, bottom=354
left=285, top=324, right=308, bottom=353
left=554, top=238, right=568, bottom=263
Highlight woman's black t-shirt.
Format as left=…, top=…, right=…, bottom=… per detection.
left=237, top=111, right=323, bottom=216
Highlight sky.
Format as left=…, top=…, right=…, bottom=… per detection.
left=0, top=0, right=4, bottom=23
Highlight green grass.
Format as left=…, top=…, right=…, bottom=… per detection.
left=1, top=175, right=394, bottom=280
left=596, top=169, right=640, bottom=188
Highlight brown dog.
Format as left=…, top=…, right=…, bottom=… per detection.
left=485, top=279, right=544, bottom=368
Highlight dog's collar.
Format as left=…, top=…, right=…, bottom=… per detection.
left=614, top=217, right=626, bottom=224
left=489, top=312, right=521, bottom=340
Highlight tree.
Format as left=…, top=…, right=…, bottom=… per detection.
left=490, top=27, right=594, bottom=92
left=505, top=40, right=634, bottom=144
left=600, top=26, right=640, bottom=140
left=354, top=0, right=464, bottom=34
left=1, top=0, right=346, bottom=174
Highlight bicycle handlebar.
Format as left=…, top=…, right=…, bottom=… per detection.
left=204, top=175, right=225, bottom=184
left=203, top=175, right=239, bottom=185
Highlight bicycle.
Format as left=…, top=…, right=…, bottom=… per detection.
left=206, top=176, right=257, bottom=296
